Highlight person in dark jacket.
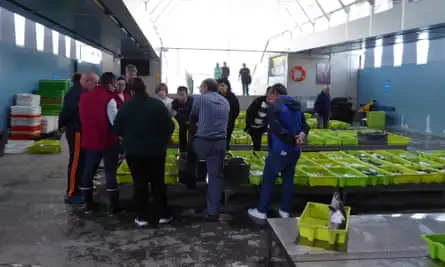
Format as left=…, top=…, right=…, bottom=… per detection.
left=171, top=86, right=193, bottom=152
left=216, top=78, right=240, bottom=150
left=114, top=78, right=174, bottom=227
left=221, top=62, right=230, bottom=80
left=248, top=83, right=309, bottom=220
left=124, top=64, right=138, bottom=96
left=314, top=86, right=331, bottom=129
left=245, top=86, right=271, bottom=151
left=58, top=72, right=97, bottom=205
left=79, top=72, right=122, bottom=215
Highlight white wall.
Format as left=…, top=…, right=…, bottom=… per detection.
left=286, top=52, right=360, bottom=107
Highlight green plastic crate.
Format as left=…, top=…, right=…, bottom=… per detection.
left=404, top=157, right=445, bottom=170
left=294, top=167, right=309, bottom=186
left=404, top=164, right=444, bottom=183
left=422, top=234, right=445, bottom=262
left=354, top=166, right=393, bottom=185
left=320, top=135, right=342, bottom=145
left=299, top=202, right=351, bottom=245
left=312, top=159, right=344, bottom=169
left=298, top=158, right=318, bottom=167
left=340, top=136, right=359, bottom=145
left=308, top=135, right=324, bottom=145
left=341, top=158, right=372, bottom=169
left=323, top=151, right=355, bottom=160
left=377, top=164, right=420, bottom=184
left=387, top=134, right=410, bottom=145
left=302, top=166, right=338, bottom=187
left=386, top=150, right=419, bottom=161
left=329, top=167, right=370, bottom=187
left=303, top=152, right=326, bottom=160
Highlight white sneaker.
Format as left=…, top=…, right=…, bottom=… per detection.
left=248, top=208, right=267, bottom=220
left=159, top=217, right=173, bottom=224
left=134, top=217, right=149, bottom=227
left=278, top=209, right=290, bottom=218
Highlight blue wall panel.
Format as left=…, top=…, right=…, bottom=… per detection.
left=0, top=7, right=101, bottom=131
left=358, top=39, right=445, bottom=135
left=0, top=42, right=74, bottom=129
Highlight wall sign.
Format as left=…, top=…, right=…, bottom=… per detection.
left=383, top=80, right=391, bottom=94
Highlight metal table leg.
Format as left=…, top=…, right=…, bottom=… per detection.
left=267, top=227, right=273, bottom=267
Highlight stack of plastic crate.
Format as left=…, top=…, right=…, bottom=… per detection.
left=10, top=94, right=42, bottom=140
left=38, top=80, right=69, bottom=115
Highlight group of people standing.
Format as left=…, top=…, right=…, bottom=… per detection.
left=58, top=64, right=310, bottom=226
left=214, top=62, right=252, bottom=96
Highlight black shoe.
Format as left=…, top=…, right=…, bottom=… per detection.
left=84, top=201, right=99, bottom=215
left=206, top=214, right=219, bottom=222
left=109, top=205, right=125, bottom=216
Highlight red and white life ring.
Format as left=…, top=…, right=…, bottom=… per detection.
left=290, top=65, right=306, bottom=82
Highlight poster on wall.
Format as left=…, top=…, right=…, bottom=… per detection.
left=315, top=63, right=331, bottom=85
left=268, top=55, right=287, bottom=86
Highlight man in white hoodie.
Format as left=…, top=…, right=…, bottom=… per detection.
left=155, top=83, right=173, bottom=110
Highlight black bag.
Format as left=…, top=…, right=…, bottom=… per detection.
left=224, top=157, right=250, bottom=185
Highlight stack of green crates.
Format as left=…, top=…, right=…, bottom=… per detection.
left=38, top=80, right=70, bottom=115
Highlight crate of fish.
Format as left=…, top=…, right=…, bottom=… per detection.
left=354, top=165, right=393, bottom=185
left=302, top=166, right=338, bottom=187
left=405, top=164, right=444, bottom=183
left=329, top=167, right=370, bottom=187
left=299, top=202, right=351, bottom=245
left=377, top=164, right=420, bottom=184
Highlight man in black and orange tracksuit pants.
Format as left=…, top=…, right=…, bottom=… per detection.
left=59, top=73, right=88, bottom=205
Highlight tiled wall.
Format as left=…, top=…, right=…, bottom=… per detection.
left=0, top=7, right=100, bottom=130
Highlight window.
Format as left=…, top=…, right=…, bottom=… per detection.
left=35, top=23, right=44, bottom=51
left=416, top=31, right=429, bottom=65
left=299, top=0, right=323, bottom=21
left=360, top=40, right=366, bottom=69
left=349, top=1, right=371, bottom=21
left=393, top=36, right=404, bottom=67
left=314, top=17, right=329, bottom=32
left=13, top=13, right=25, bottom=47
left=374, top=0, right=394, bottom=14
left=329, top=9, right=347, bottom=27
left=374, top=38, right=383, bottom=68
left=52, top=30, right=59, bottom=55
left=341, top=0, right=357, bottom=5
left=316, top=0, right=342, bottom=13
left=75, top=40, right=82, bottom=60
left=65, top=36, right=71, bottom=58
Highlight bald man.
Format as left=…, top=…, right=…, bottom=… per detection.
left=59, top=72, right=98, bottom=205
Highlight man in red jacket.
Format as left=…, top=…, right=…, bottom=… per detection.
left=79, top=72, right=122, bottom=215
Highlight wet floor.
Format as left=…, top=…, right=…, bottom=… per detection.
left=0, top=130, right=444, bottom=266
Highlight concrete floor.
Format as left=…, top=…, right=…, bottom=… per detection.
left=0, top=146, right=280, bottom=267
left=0, top=130, right=444, bottom=266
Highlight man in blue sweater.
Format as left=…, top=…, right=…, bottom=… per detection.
left=248, top=83, right=310, bottom=220
left=314, top=86, right=331, bottom=129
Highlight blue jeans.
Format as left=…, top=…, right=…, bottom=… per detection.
left=81, top=142, right=119, bottom=195
left=257, top=150, right=301, bottom=214
left=193, top=138, right=226, bottom=216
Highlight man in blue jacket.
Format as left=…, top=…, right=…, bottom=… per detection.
left=248, top=83, right=310, bottom=220
left=58, top=72, right=98, bottom=205
left=314, top=85, right=331, bottom=129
